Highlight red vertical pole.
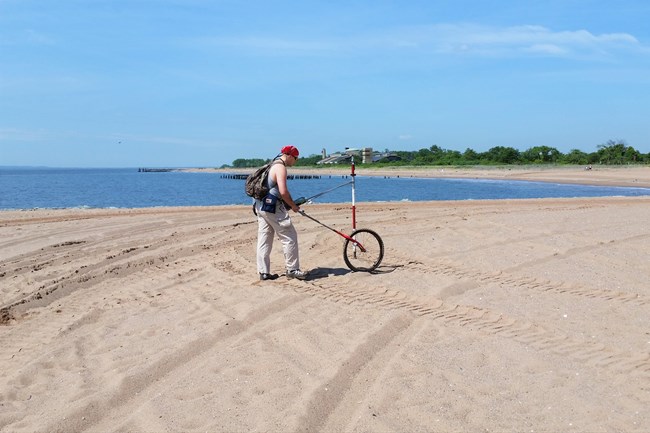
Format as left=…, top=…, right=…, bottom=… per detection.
left=350, top=156, right=356, bottom=230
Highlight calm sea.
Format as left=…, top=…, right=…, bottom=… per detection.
left=1, top=167, right=650, bottom=210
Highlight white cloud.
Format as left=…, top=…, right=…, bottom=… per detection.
left=391, top=24, right=641, bottom=59
left=190, top=23, right=643, bottom=61
left=525, top=43, right=568, bottom=55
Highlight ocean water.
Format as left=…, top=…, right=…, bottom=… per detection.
left=1, top=167, right=650, bottom=210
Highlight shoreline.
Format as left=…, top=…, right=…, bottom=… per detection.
left=2, top=166, right=648, bottom=214
left=186, top=165, right=650, bottom=188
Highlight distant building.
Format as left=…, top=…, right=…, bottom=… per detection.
left=317, top=153, right=352, bottom=164
left=317, top=147, right=401, bottom=164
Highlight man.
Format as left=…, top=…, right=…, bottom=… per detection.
left=255, top=145, right=308, bottom=281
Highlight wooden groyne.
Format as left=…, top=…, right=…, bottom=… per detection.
left=221, top=174, right=322, bottom=180
left=137, top=168, right=324, bottom=180
left=138, top=168, right=176, bottom=173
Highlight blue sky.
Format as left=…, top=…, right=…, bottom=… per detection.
left=1, top=0, right=649, bottom=168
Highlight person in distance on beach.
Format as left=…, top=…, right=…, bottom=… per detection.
left=255, top=145, right=308, bottom=281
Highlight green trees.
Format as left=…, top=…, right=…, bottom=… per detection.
left=463, top=148, right=479, bottom=163
left=231, top=158, right=268, bottom=168
left=226, top=140, right=649, bottom=168
left=293, top=154, right=324, bottom=166
left=597, top=140, right=644, bottom=164
left=563, top=149, right=591, bottom=165
left=521, top=146, right=561, bottom=163
left=482, top=146, right=521, bottom=164
left=409, top=140, right=647, bottom=165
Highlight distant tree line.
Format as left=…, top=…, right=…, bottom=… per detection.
left=230, top=158, right=268, bottom=168
left=387, top=140, right=647, bottom=166
left=229, top=155, right=323, bottom=168
left=226, top=140, right=648, bottom=168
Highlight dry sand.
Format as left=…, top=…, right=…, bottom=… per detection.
left=1, top=167, right=649, bottom=432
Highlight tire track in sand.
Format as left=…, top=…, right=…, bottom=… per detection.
left=0, top=217, right=254, bottom=324
left=388, top=243, right=649, bottom=307
left=284, top=276, right=650, bottom=381
left=293, top=313, right=414, bottom=433
left=41, top=294, right=307, bottom=433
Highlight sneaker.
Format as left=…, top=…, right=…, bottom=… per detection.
left=260, top=273, right=279, bottom=281
left=286, top=269, right=308, bottom=280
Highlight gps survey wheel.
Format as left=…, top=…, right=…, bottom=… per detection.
left=343, top=228, right=384, bottom=272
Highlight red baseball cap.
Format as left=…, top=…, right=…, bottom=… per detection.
left=281, top=145, right=299, bottom=158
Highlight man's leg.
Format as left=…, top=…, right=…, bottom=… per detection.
left=273, top=207, right=300, bottom=271
left=257, top=215, right=275, bottom=274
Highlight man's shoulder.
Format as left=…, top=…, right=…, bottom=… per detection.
left=269, top=159, right=287, bottom=179
left=270, top=159, right=286, bottom=171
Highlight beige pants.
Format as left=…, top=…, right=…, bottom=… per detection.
left=256, top=201, right=300, bottom=274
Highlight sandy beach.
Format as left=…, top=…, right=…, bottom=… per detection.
left=1, top=167, right=649, bottom=432
left=194, top=164, right=650, bottom=188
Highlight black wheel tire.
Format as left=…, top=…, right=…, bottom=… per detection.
left=343, top=228, right=384, bottom=272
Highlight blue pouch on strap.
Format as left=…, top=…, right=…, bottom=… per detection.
left=260, top=194, right=278, bottom=213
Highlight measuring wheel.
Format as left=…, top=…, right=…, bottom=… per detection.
left=343, top=228, right=384, bottom=272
